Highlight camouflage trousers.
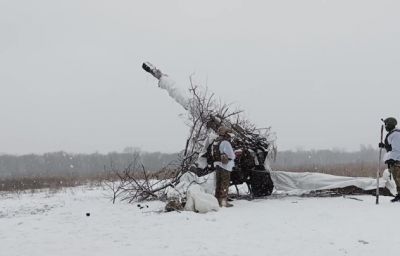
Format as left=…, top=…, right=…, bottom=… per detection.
left=215, top=166, right=231, bottom=201
left=390, top=162, right=400, bottom=194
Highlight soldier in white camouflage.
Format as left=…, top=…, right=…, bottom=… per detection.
left=213, top=126, right=235, bottom=207
left=379, top=117, right=400, bottom=202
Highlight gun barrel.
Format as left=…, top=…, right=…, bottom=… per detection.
left=142, top=62, right=190, bottom=110
left=142, top=62, right=163, bottom=80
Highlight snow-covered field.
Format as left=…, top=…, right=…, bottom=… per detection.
left=1, top=186, right=399, bottom=256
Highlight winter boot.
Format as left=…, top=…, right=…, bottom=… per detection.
left=391, top=194, right=400, bottom=203
left=217, top=198, right=223, bottom=207
left=220, top=198, right=233, bottom=208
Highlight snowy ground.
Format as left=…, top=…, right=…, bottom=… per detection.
left=1, top=186, right=399, bottom=256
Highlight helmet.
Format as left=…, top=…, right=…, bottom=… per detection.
left=384, top=117, right=397, bottom=132
left=217, top=126, right=231, bottom=136
left=384, top=117, right=397, bottom=126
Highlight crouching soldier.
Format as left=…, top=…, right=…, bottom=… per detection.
left=213, top=126, right=235, bottom=207
left=379, top=117, right=400, bottom=202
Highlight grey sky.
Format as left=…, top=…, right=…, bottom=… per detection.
left=1, top=0, right=399, bottom=154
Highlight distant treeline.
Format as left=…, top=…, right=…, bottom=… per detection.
left=271, top=145, right=380, bottom=177
left=0, top=151, right=179, bottom=179
left=0, top=145, right=381, bottom=180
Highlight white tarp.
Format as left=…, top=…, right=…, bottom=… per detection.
left=165, top=172, right=218, bottom=213
left=184, top=184, right=220, bottom=213
left=165, top=172, right=216, bottom=199
left=270, top=169, right=397, bottom=196
left=166, top=170, right=396, bottom=212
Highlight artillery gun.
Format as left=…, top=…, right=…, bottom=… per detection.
left=142, top=62, right=275, bottom=197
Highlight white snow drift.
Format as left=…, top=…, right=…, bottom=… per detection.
left=1, top=186, right=400, bottom=256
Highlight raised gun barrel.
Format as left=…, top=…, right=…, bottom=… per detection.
left=142, top=62, right=163, bottom=79
left=142, top=62, right=190, bottom=110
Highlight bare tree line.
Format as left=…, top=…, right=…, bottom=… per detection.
left=0, top=145, right=379, bottom=179
left=0, top=150, right=178, bottom=179
left=271, top=145, right=380, bottom=177
left=0, top=145, right=380, bottom=192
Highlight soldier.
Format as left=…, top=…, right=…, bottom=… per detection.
left=213, top=126, right=235, bottom=207
left=379, top=117, right=400, bottom=202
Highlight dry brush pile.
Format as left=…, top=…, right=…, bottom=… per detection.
left=104, top=73, right=276, bottom=203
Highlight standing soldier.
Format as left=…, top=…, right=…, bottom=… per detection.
left=213, top=126, right=235, bottom=207
left=379, top=117, right=400, bottom=202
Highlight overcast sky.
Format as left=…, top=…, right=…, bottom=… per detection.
left=1, top=0, right=399, bottom=155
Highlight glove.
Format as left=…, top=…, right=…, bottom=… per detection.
left=379, top=142, right=392, bottom=151
left=221, top=154, right=229, bottom=164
